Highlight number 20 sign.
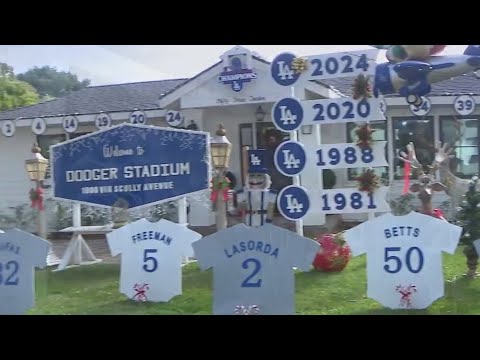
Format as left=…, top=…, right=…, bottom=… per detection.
left=307, top=141, right=388, bottom=170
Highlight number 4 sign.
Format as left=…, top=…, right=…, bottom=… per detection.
left=106, top=218, right=202, bottom=303
left=343, top=211, right=462, bottom=310
left=193, top=223, right=320, bottom=315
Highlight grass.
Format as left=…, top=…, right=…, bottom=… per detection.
left=29, top=245, right=480, bottom=315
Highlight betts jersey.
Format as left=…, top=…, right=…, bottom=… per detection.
left=0, top=228, right=51, bottom=315
left=107, top=218, right=202, bottom=303
left=193, top=223, right=319, bottom=315
left=344, top=211, right=462, bottom=310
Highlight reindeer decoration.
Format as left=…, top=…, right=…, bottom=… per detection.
left=399, top=142, right=448, bottom=219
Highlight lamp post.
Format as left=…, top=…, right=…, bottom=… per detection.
left=210, top=124, right=232, bottom=231
left=255, top=106, right=266, bottom=122
left=25, top=143, right=49, bottom=239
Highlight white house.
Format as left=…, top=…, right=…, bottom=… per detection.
left=0, top=45, right=479, bottom=233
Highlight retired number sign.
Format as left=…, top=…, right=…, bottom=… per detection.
left=310, top=141, right=388, bottom=170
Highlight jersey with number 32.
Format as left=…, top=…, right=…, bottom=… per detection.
left=193, top=223, right=319, bottom=315
left=0, top=228, right=51, bottom=315
left=107, top=218, right=201, bottom=303
left=344, top=212, right=462, bottom=309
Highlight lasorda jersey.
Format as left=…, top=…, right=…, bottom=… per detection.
left=344, top=211, right=462, bottom=309
left=192, top=223, right=319, bottom=315
left=107, top=218, right=202, bottom=303
left=0, top=228, right=51, bottom=315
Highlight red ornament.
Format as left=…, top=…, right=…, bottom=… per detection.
left=312, top=234, right=352, bottom=272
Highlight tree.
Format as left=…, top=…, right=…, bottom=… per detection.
left=455, top=175, right=480, bottom=277
left=17, top=66, right=91, bottom=98
left=0, top=62, right=39, bottom=111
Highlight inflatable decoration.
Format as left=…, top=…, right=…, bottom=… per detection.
left=370, top=45, right=480, bottom=106
left=312, top=233, right=352, bottom=272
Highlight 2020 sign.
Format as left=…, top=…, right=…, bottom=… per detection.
left=270, top=49, right=379, bottom=86
left=309, top=141, right=388, bottom=170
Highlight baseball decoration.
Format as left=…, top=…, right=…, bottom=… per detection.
left=95, top=113, right=112, bottom=130
left=62, top=115, right=78, bottom=134
left=32, top=117, right=47, bottom=135
left=312, top=233, right=352, bottom=272
left=129, top=110, right=147, bottom=125
left=1, top=119, right=16, bottom=137
left=236, top=149, right=277, bottom=227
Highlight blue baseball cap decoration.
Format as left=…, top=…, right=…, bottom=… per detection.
left=248, top=149, right=268, bottom=174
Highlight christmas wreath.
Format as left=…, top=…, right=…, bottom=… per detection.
left=312, top=233, right=352, bottom=272
left=355, top=169, right=380, bottom=194
left=355, top=123, right=375, bottom=151
left=210, top=176, right=231, bottom=203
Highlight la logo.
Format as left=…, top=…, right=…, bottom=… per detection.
left=250, top=154, right=261, bottom=166
left=282, top=150, right=300, bottom=169
left=285, top=194, right=303, bottom=214
left=276, top=61, right=294, bottom=80
left=279, top=106, right=297, bottom=126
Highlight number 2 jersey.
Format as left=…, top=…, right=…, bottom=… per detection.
left=0, top=228, right=51, bottom=315
left=344, top=211, right=462, bottom=310
left=106, top=218, right=202, bottom=303
left=193, top=223, right=320, bottom=315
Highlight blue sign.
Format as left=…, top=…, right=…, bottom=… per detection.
left=248, top=149, right=268, bottom=174
left=271, top=52, right=301, bottom=87
left=50, top=123, right=210, bottom=209
left=272, top=97, right=304, bottom=132
left=274, top=141, right=306, bottom=177
left=217, top=56, right=257, bottom=92
left=277, top=185, right=310, bottom=221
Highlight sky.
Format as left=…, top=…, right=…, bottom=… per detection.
left=0, top=45, right=468, bottom=86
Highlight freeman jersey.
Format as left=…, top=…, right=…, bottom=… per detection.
left=193, top=223, right=319, bottom=315
left=0, top=228, right=51, bottom=315
left=344, top=211, right=462, bottom=309
left=107, top=218, right=202, bottom=303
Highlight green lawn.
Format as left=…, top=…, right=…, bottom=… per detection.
left=30, top=245, right=480, bottom=315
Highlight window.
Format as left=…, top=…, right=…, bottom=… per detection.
left=392, top=117, right=435, bottom=180
left=440, top=116, right=479, bottom=179
left=346, top=121, right=388, bottom=182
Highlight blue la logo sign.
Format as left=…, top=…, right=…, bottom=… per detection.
left=217, top=55, right=257, bottom=92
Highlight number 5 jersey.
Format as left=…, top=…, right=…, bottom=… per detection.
left=344, top=211, right=462, bottom=310
left=192, top=223, right=320, bottom=315
left=107, top=218, right=202, bottom=303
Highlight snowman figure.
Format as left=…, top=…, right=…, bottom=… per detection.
left=236, top=149, right=277, bottom=227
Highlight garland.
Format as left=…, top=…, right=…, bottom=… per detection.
left=210, top=176, right=231, bottom=203
left=355, top=123, right=375, bottom=151
left=29, top=187, right=44, bottom=211
left=352, top=74, right=373, bottom=100
left=291, top=57, right=308, bottom=74
left=355, top=169, right=380, bottom=194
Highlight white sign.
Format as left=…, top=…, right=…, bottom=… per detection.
left=272, top=97, right=386, bottom=131
left=271, top=50, right=379, bottom=87
left=129, top=110, right=147, bottom=125
left=95, top=113, right=112, bottom=130
left=31, top=118, right=47, bottom=135
left=63, top=115, right=79, bottom=134
left=317, top=186, right=390, bottom=214
left=106, top=218, right=202, bottom=303
left=166, top=110, right=184, bottom=127
left=1, top=120, right=16, bottom=137
left=307, top=141, right=388, bottom=170
left=409, top=97, right=431, bottom=116
left=454, top=95, right=476, bottom=116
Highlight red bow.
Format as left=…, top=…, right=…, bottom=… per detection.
left=432, top=208, right=446, bottom=220
left=30, top=187, right=44, bottom=211
left=211, top=188, right=230, bottom=203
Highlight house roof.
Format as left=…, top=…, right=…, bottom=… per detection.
left=321, top=72, right=480, bottom=98
left=0, top=78, right=188, bottom=120
left=1, top=53, right=480, bottom=121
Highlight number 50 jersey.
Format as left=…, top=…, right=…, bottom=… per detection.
left=193, top=223, right=320, bottom=315
left=344, top=211, right=462, bottom=310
